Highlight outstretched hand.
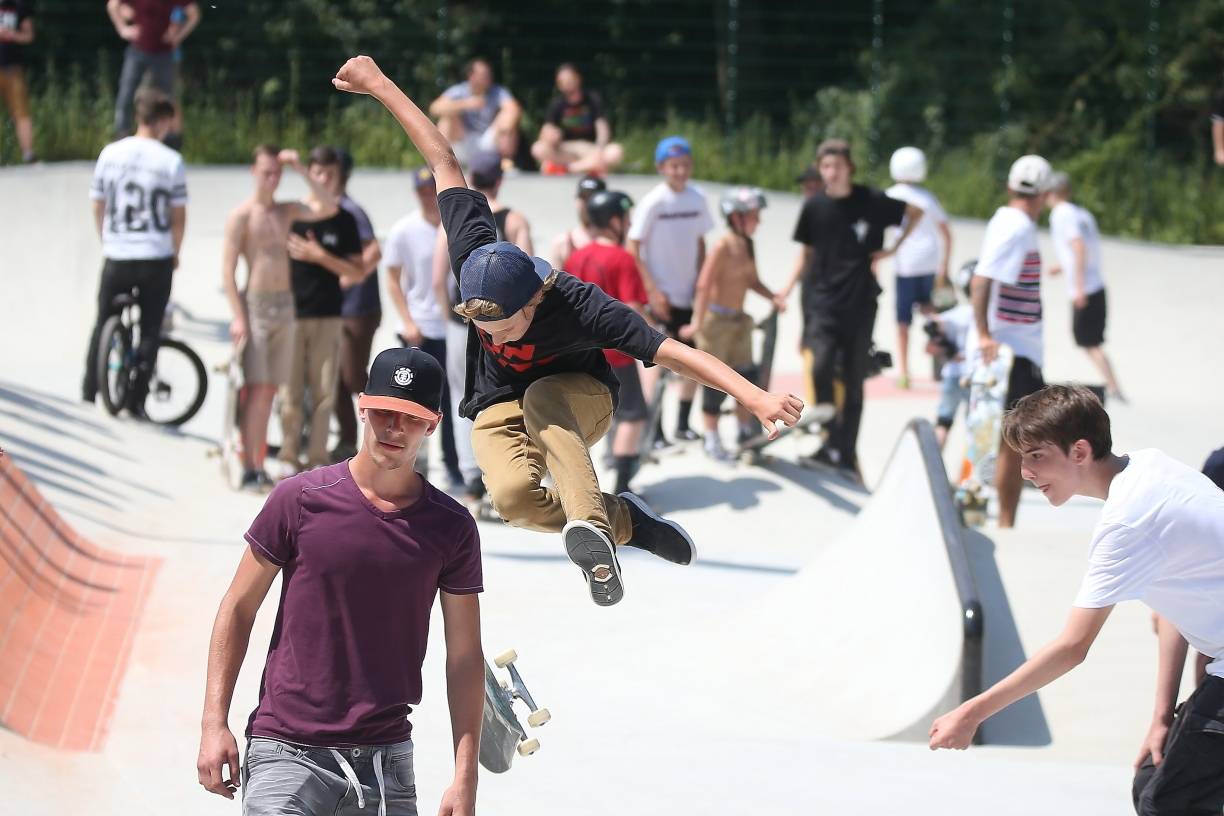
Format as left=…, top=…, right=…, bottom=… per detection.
left=333, top=55, right=388, bottom=96
left=750, top=391, right=804, bottom=440
left=928, top=704, right=980, bottom=750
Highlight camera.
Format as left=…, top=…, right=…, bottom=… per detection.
left=923, top=319, right=957, bottom=359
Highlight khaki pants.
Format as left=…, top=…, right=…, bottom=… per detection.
left=472, top=373, right=633, bottom=545
left=279, top=316, right=342, bottom=469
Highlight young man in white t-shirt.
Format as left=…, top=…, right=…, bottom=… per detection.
left=1046, top=171, right=1124, bottom=401
left=970, top=154, right=1051, bottom=528
left=930, top=385, right=1224, bottom=815
left=84, top=87, right=187, bottom=417
left=383, top=167, right=463, bottom=487
left=626, top=136, right=715, bottom=445
left=885, top=146, right=953, bottom=389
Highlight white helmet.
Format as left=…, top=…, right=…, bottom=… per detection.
left=1007, top=154, right=1052, bottom=196
left=889, top=146, right=927, bottom=183
left=719, top=186, right=767, bottom=219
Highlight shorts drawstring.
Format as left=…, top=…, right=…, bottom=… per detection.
left=329, top=748, right=388, bottom=816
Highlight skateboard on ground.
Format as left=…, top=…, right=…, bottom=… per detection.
left=955, top=343, right=1015, bottom=526
left=207, top=341, right=246, bottom=490
left=737, top=404, right=836, bottom=465
left=480, top=649, right=550, bottom=774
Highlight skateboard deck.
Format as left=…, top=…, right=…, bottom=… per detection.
left=480, top=650, right=550, bottom=774
left=737, top=404, right=835, bottom=464
left=210, top=342, right=246, bottom=490
left=955, top=344, right=1015, bottom=526
left=755, top=309, right=779, bottom=392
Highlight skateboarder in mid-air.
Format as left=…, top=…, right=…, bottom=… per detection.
left=198, top=347, right=483, bottom=816
left=332, top=55, right=803, bottom=607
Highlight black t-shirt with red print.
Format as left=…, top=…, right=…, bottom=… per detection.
left=439, top=187, right=665, bottom=420
left=544, top=89, right=606, bottom=143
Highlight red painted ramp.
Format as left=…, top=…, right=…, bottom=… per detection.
left=0, top=452, right=160, bottom=751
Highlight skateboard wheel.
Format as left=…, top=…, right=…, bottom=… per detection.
left=498, top=678, right=509, bottom=691
left=494, top=649, right=518, bottom=668
left=517, top=738, right=540, bottom=757
left=527, top=708, right=551, bottom=728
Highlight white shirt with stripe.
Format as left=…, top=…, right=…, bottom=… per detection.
left=973, top=205, right=1043, bottom=366
left=89, top=136, right=188, bottom=261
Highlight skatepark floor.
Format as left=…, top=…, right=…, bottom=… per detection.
left=2, top=163, right=1223, bottom=814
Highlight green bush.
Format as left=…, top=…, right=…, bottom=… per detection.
left=2, top=80, right=1218, bottom=245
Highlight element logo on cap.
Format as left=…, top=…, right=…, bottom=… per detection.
left=393, top=367, right=414, bottom=387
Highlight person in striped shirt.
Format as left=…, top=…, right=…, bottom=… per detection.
left=969, top=154, right=1052, bottom=528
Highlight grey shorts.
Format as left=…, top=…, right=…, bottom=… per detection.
left=242, top=737, right=418, bottom=816
left=244, top=291, right=295, bottom=386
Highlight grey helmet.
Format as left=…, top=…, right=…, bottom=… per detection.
left=719, top=185, right=767, bottom=219
left=585, top=190, right=634, bottom=229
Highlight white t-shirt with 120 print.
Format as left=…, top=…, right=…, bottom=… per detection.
left=1074, top=449, right=1224, bottom=679
left=89, top=136, right=188, bottom=261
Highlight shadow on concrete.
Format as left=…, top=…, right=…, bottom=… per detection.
left=964, top=527, right=1053, bottom=746
left=750, top=458, right=866, bottom=515
left=0, top=432, right=168, bottom=500
left=484, top=547, right=799, bottom=576
left=634, top=473, right=782, bottom=514
left=4, top=452, right=125, bottom=511
left=0, top=380, right=122, bottom=442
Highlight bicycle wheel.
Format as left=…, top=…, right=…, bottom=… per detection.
left=143, top=338, right=209, bottom=427
left=95, top=314, right=132, bottom=417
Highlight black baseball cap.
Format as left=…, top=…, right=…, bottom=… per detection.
left=795, top=164, right=820, bottom=183
left=358, top=348, right=444, bottom=428
left=576, top=174, right=606, bottom=200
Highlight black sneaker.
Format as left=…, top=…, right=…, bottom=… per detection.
left=562, top=521, right=624, bottom=607
left=798, top=447, right=839, bottom=470
left=618, top=492, right=697, bottom=565
left=239, top=470, right=264, bottom=492
left=674, top=428, right=701, bottom=442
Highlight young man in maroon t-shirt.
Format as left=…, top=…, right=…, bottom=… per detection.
left=197, top=347, right=484, bottom=816
left=108, top=0, right=201, bottom=140
left=564, top=189, right=649, bottom=494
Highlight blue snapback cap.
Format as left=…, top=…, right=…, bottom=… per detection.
left=459, top=241, right=553, bottom=321
left=654, top=135, right=692, bottom=164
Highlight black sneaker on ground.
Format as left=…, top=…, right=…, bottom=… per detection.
left=798, top=447, right=839, bottom=470
left=618, top=492, right=697, bottom=565
left=652, top=433, right=674, bottom=451
left=673, top=428, right=701, bottom=442
left=239, top=470, right=264, bottom=492
left=562, top=521, right=624, bottom=607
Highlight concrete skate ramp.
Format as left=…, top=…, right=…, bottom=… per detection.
left=729, top=419, right=981, bottom=742
left=0, top=453, right=161, bottom=751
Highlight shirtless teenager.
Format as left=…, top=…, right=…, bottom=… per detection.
left=220, top=145, right=344, bottom=490
left=682, top=187, right=786, bottom=460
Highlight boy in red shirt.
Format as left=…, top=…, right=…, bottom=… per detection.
left=564, top=189, right=648, bottom=494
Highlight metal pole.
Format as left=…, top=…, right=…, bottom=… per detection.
left=726, top=0, right=740, bottom=155
left=1143, top=0, right=1160, bottom=238
left=999, top=0, right=1014, bottom=166
left=870, top=0, right=884, bottom=168
left=436, top=0, right=448, bottom=92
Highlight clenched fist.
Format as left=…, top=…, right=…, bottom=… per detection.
left=333, top=56, right=388, bottom=96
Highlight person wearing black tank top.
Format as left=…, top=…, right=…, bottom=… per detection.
left=335, top=56, right=803, bottom=607
left=432, top=151, right=534, bottom=509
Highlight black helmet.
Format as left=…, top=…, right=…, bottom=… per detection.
left=576, top=174, right=607, bottom=201
left=586, top=190, right=633, bottom=228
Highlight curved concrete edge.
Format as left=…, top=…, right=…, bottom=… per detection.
left=711, top=420, right=979, bottom=742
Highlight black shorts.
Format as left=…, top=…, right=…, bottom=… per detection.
left=1132, top=675, right=1224, bottom=815
left=612, top=363, right=647, bottom=422
left=661, top=306, right=694, bottom=347
left=1005, top=355, right=1045, bottom=411
left=1072, top=288, right=1107, bottom=348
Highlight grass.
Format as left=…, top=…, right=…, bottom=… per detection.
left=3, top=75, right=1219, bottom=245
